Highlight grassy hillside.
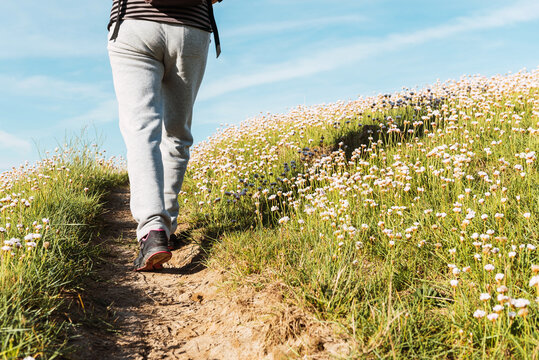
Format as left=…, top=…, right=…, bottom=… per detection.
left=183, top=69, right=538, bottom=358
left=2, top=69, right=536, bottom=359
left=0, top=142, right=125, bottom=359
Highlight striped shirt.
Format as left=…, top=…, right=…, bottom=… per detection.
left=108, top=0, right=212, bottom=33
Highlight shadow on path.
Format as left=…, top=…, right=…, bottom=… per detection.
left=63, top=186, right=212, bottom=360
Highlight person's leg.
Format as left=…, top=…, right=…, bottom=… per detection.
left=160, top=25, right=210, bottom=234
left=108, top=19, right=172, bottom=240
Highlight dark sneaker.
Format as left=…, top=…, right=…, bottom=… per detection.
left=168, top=233, right=188, bottom=251
left=134, top=230, right=172, bottom=271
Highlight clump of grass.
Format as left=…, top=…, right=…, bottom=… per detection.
left=0, top=141, right=126, bottom=359
left=184, top=69, right=539, bottom=358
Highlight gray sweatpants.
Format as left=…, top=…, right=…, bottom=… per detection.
left=108, top=19, right=210, bottom=240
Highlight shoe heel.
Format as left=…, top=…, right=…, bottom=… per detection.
left=147, top=251, right=172, bottom=269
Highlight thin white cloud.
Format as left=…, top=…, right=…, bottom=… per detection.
left=0, top=35, right=105, bottom=59
left=0, top=130, right=32, bottom=152
left=58, top=99, right=118, bottom=127
left=0, top=1, right=108, bottom=59
left=224, top=15, right=367, bottom=38
left=199, top=0, right=539, bottom=101
left=0, top=74, right=111, bottom=101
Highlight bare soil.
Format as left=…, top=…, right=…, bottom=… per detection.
left=64, top=187, right=350, bottom=360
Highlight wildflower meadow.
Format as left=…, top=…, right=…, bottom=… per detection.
left=1, top=68, right=537, bottom=359
left=0, top=141, right=125, bottom=359
left=182, top=69, right=538, bottom=358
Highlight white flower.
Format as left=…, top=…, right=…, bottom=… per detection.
left=270, top=206, right=279, bottom=212
left=508, top=251, right=517, bottom=258
left=480, top=293, right=491, bottom=302
left=487, top=313, right=499, bottom=321
left=450, top=279, right=459, bottom=288
left=523, top=212, right=531, bottom=219
left=529, top=276, right=539, bottom=287
left=511, top=298, right=530, bottom=308
left=484, top=264, right=495, bottom=272
left=493, top=304, right=504, bottom=313
left=494, top=273, right=504, bottom=282
left=278, top=216, right=290, bottom=224
left=473, top=309, right=486, bottom=318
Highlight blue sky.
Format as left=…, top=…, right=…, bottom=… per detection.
left=1, top=0, right=538, bottom=172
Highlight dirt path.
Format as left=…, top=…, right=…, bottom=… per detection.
left=65, top=187, right=350, bottom=360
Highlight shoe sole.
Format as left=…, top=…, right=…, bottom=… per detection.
left=135, top=251, right=172, bottom=271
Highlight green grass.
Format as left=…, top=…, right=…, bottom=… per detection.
left=3, top=71, right=536, bottom=359
left=0, top=141, right=126, bottom=359
left=184, top=71, right=539, bottom=358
